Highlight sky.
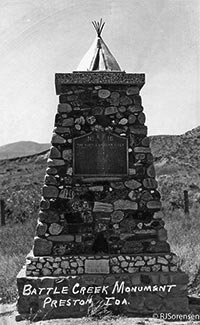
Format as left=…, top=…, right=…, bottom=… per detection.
left=0, top=0, right=199, bottom=146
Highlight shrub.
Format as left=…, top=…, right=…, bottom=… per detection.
left=162, top=202, right=200, bottom=284
left=2, top=186, right=40, bottom=223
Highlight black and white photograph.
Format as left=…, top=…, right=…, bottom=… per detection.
left=0, top=1, right=199, bottom=324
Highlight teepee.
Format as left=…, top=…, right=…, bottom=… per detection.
left=76, top=19, right=121, bottom=71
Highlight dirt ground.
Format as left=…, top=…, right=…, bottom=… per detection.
left=1, top=303, right=200, bottom=325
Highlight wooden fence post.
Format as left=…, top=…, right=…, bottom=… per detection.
left=184, top=190, right=189, bottom=214
left=0, top=199, right=5, bottom=226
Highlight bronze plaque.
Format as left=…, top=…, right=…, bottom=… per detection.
left=73, top=131, right=128, bottom=176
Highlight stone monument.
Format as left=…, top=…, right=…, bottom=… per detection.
left=16, top=20, right=189, bottom=321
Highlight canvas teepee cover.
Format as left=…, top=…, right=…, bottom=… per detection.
left=76, top=19, right=121, bottom=71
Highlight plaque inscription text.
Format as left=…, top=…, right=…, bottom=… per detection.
left=73, top=132, right=128, bottom=176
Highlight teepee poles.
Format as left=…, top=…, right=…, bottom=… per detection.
left=92, top=19, right=105, bottom=37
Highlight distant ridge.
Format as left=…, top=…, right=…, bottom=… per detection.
left=0, top=141, right=50, bottom=160
left=150, top=125, right=200, bottom=169
left=0, top=126, right=199, bottom=164
left=0, top=126, right=199, bottom=204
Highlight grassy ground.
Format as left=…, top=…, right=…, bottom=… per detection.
left=0, top=217, right=37, bottom=303
left=162, top=203, right=200, bottom=284
left=2, top=306, right=200, bottom=325
left=163, top=204, right=200, bottom=282
left=1, top=203, right=200, bottom=304
left=2, top=312, right=200, bottom=325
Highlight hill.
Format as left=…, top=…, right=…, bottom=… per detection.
left=150, top=126, right=200, bottom=206
left=0, top=141, right=50, bottom=160
left=0, top=126, right=199, bottom=209
left=150, top=126, right=200, bottom=169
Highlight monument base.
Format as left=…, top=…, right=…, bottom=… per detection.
left=16, top=265, right=189, bottom=321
